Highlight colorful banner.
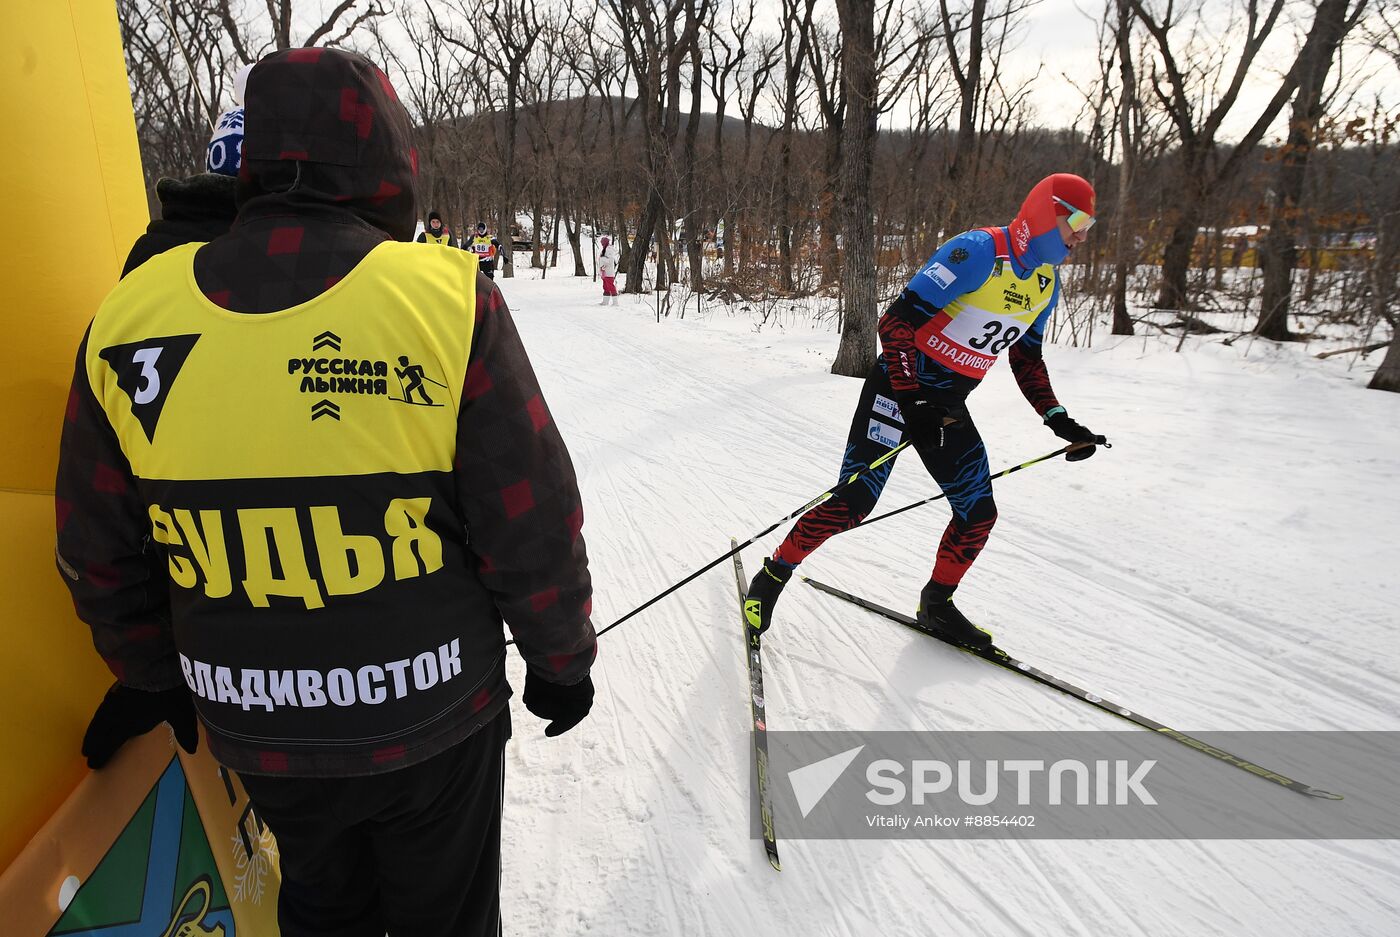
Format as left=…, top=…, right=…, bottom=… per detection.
left=0, top=729, right=280, bottom=936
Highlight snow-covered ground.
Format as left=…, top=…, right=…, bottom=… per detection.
left=492, top=268, right=1400, bottom=936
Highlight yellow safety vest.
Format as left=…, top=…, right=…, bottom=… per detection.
left=83, top=242, right=497, bottom=770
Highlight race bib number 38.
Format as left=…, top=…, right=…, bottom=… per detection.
left=912, top=264, right=1054, bottom=378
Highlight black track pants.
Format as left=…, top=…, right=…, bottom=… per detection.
left=241, top=710, right=510, bottom=937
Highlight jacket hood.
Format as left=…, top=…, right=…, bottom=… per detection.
left=235, top=48, right=418, bottom=241
left=1008, top=173, right=1096, bottom=268
left=154, top=173, right=237, bottom=222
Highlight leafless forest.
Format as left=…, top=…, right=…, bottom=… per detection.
left=118, top=0, right=1400, bottom=390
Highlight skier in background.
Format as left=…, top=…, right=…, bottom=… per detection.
left=469, top=222, right=502, bottom=279
left=416, top=210, right=458, bottom=247
left=597, top=236, right=619, bottom=305
left=744, top=174, right=1108, bottom=650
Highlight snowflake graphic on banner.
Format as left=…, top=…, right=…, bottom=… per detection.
left=230, top=825, right=278, bottom=905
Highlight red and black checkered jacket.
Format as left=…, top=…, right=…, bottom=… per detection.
left=55, top=48, right=595, bottom=777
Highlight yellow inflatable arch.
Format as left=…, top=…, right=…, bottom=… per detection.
left=0, top=4, right=279, bottom=933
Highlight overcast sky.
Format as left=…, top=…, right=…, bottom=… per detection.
left=1011, top=0, right=1397, bottom=141
left=324, top=0, right=1397, bottom=144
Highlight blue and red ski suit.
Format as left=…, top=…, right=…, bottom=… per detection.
left=772, top=218, right=1072, bottom=590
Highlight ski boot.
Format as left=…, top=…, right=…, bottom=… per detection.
left=744, top=558, right=793, bottom=635
left=917, top=581, right=994, bottom=651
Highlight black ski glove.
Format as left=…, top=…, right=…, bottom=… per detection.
left=82, top=683, right=198, bottom=769
left=901, top=393, right=958, bottom=448
left=1045, top=410, right=1107, bottom=461
left=523, top=672, right=594, bottom=737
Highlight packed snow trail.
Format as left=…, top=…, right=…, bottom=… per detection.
left=492, top=272, right=1400, bottom=936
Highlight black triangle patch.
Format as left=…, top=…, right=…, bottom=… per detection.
left=1037, top=273, right=1052, bottom=292
left=97, top=334, right=200, bottom=443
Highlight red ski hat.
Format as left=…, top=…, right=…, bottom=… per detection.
left=1008, top=173, right=1096, bottom=268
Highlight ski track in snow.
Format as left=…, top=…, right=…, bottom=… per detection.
left=489, top=273, right=1400, bottom=936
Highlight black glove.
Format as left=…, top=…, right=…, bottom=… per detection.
left=523, top=671, right=594, bottom=737
left=1045, top=410, right=1107, bottom=462
left=82, top=683, right=198, bottom=769
left=901, top=393, right=958, bottom=448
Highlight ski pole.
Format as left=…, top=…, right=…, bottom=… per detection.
left=592, top=441, right=912, bottom=638
left=850, top=441, right=1105, bottom=531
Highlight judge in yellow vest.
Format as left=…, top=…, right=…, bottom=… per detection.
left=55, top=48, right=596, bottom=937
left=415, top=209, right=460, bottom=247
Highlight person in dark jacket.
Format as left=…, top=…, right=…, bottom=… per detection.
left=56, top=49, right=595, bottom=937
left=119, top=104, right=245, bottom=276
left=415, top=210, right=459, bottom=247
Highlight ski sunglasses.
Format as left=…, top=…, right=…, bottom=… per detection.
left=1053, top=196, right=1096, bottom=233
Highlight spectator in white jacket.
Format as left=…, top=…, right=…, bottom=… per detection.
left=598, top=236, right=619, bottom=306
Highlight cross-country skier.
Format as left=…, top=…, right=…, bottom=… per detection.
left=469, top=222, right=502, bottom=278
left=745, top=173, right=1107, bottom=650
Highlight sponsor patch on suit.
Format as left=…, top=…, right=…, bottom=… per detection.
left=867, top=419, right=902, bottom=449
left=873, top=394, right=905, bottom=424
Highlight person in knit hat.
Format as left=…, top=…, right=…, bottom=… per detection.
left=467, top=221, right=502, bottom=278
left=119, top=69, right=252, bottom=276
left=597, top=235, right=619, bottom=305
left=744, top=173, right=1108, bottom=649
left=416, top=210, right=459, bottom=247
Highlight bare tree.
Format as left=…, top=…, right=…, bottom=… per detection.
left=1362, top=0, right=1400, bottom=391
left=679, top=3, right=712, bottom=290
left=427, top=0, right=542, bottom=279
left=830, top=0, right=879, bottom=376
left=1129, top=0, right=1357, bottom=311
left=1255, top=0, right=1368, bottom=340
left=607, top=0, right=709, bottom=293
left=703, top=2, right=765, bottom=279
left=1110, top=0, right=1139, bottom=335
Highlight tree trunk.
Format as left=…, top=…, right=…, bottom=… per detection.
left=723, top=208, right=736, bottom=277
left=500, top=73, right=525, bottom=279
left=818, top=132, right=842, bottom=287
left=1369, top=337, right=1400, bottom=392
left=777, top=127, right=796, bottom=293
left=830, top=0, right=878, bottom=378
left=944, top=0, right=986, bottom=226
left=1156, top=188, right=1204, bottom=310
left=1111, top=0, right=1136, bottom=335
left=530, top=196, right=544, bottom=269
left=614, top=206, right=630, bottom=272
left=1256, top=0, right=1353, bottom=341
left=680, top=38, right=704, bottom=292
left=566, top=206, right=586, bottom=277
left=628, top=193, right=663, bottom=293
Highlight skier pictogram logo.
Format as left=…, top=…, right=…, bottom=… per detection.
left=98, top=334, right=200, bottom=442
left=390, top=356, right=447, bottom=407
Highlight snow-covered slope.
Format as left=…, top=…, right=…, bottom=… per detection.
left=493, top=272, right=1400, bottom=936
